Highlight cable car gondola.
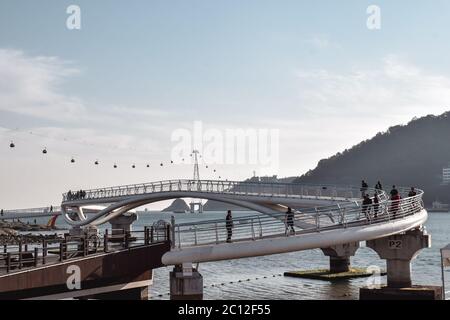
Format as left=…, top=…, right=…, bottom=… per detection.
left=71, top=158, right=75, bottom=163
left=42, top=148, right=47, bottom=154
left=9, top=141, right=15, bottom=148
left=95, top=160, right=99, bottom=165
left=147, top=164, right=150, bottom=168
left=113, top=164, right=118, bottom=169
left=132, top=164, right=136, bottom=169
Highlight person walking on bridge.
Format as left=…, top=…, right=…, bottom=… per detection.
left=373, top=193, right=380, bottom=218
left=361, top=180, right=369, bottom=197
left=226, top=210, right=234, bottom=243
left=390, top=192, right=402, bottom=217
left=362, top=194, right=373, bottom=220
left=285, top=207, right=295, bottom=235
left=390, top=185, right=399, bottom=198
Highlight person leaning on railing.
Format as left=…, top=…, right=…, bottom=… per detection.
left=408, top=187, right=417, bottom=197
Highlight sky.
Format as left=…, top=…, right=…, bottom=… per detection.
left=1, top=0, right=450, bottom=209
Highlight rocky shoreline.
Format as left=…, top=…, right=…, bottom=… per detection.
left=0, top=220, right=63, bottom=245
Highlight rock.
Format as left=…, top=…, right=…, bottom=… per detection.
left=162, top=199, right=190, bottom=213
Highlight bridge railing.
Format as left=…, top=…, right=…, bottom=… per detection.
left=2, top=206, right=61, bottom=215
left=171, top=188, right=424, bottom=249
left=62, top=179, right=372, bottom=203
left=0, top=226, right=169, bottom=275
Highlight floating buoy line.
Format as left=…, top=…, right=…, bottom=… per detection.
left=150, top=273, right=284, bottom=299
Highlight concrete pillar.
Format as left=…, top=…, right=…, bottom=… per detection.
left=170, top=263, right=203, bottom=300
left=321, top=242, right=360, bottom=273
left=366, top=228, right=430, bottom=288
left=109, top=213, right=138, bottom=236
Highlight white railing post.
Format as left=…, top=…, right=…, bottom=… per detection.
left=177, top=225, right=181, bottom=249
left=215, top=223, right=219, bottom=244
left=171, top=216, right=176, bottom=249
left=194, top=226, right=198, bottom=246
left=251, top=219, right=255, bottom=240
left=315, top=208, right=320, bottom=230
left=258, top=217, right=263, bottom=238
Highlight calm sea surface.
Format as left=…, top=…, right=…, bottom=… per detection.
left=34, top=211, right=450, bottom=300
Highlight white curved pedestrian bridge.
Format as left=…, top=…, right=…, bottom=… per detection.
left=61, top=179, right=371, bottom=227
left=59, top=179, right=427, bottom=266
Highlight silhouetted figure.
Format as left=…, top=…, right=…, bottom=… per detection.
left=373, top=193, right=380, bottom=218
left=0, top=209, right=3, bottom=217
left=361, top=180, right=369, bottom=197
left=50, top=205, right=53, bottom=212
left=408, top=187, right=417, bottom=197
left=390, top=185, right=399, bottom=198
left=286, top=207, right=295, bottom=234
left=375, top=181, right=383, bottom=191
left=390, top=193, right=402, bottom=217
left=362, top=194, right=373, bottom=220
left=226, top=210, right=233, bottom=243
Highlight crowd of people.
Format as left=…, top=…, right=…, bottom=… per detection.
left=66, top=190, right=87, bottom=201
left=360, top=180, right=418, bottom=220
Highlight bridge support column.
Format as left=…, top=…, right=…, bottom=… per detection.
left=321, top=242, right=359, bottom=273
left=170, top=263, right=203, bottom=300
left=366, top=228, right=430, bottom=288
left=109, top=213, right=138, bottom=236
left=360, top=228, right=442, bottom=300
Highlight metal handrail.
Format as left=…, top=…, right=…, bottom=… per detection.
left=61, top=179, right=372, bottom=203
left=0, top=226, right=168, bottom=275
left=171, top=188, right=424, bottom=249
left=2, top=206, right=61, bottom=214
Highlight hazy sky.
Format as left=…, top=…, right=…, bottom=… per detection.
left=1, top=1, right=450, bottom=209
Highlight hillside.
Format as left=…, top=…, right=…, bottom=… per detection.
left=293, top=112, right=450, bottom=205
left=161, top=199, right=190, bottom=212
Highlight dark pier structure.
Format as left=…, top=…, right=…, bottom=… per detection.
left=0, top=225, right=171, bottom=300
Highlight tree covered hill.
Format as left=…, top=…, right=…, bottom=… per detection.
left=293, top=112, right=450, bottom=205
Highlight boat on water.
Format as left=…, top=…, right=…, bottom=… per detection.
left=428, top=201, right=449, bottom=212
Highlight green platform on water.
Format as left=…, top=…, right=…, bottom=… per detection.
left=284, top=268, right=386, bottom=281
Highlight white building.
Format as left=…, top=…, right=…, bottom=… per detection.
left=443, top=167, right=450, bottom=185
